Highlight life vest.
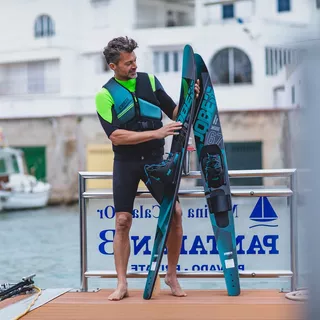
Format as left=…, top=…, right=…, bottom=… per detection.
left=103, top=72, right=163, bottom=132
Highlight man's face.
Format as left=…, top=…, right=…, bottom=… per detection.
left=110, top=51, right=137, bottom=80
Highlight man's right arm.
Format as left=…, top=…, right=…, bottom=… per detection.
left=95, top=89, right=182, bottom=146
left=109, top=122, right=182, bottom=145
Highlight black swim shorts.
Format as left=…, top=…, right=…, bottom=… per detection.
left=113, top=154, right=166, bottom=213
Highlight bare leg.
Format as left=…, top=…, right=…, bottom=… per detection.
left=108, top=212, right=132, bottom=301
left=165, top=201, right=187, bottom=297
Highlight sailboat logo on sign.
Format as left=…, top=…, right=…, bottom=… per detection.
left=249, top=197, right=278, bottom=228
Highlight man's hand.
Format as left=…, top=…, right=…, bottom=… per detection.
left=195, top=79, right=200, bottom=99
left=172, top=79, right=201, bottom=120
left=154, top=122, right=183, bottom=139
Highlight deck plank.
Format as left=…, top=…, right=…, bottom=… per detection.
left=0, top=294, right=32, bottom=310
left=15, top=290, right=305, bottom=320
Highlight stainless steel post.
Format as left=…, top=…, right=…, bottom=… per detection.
left=289, top=170, right=298, bottom=291
left=183, top=149, right=191, bottom=175
left=79, top=173, right=88, bottom=291
left=183, top=137, right=195, bottom=175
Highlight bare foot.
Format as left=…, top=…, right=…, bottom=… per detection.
left=165, top=276, right=187, bottom=297
left=108, top=284, right=129, bottom=301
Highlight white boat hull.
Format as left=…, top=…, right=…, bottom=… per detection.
left=0, top=190, right=10, bottom=211
left=0, top=148, right=52, bottom=211
left=2, top=190, right=50, bottom=210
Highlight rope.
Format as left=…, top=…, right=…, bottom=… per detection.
left=13, top=285, right=42, bottom=320
left=285, top=289, right=308, bottom=301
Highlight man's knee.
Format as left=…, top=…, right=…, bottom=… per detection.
left=172, top=202, right=182, bottom=226
left=175, top=202, right=182, bottom=217
left=116, top=212, right=132, bottom=232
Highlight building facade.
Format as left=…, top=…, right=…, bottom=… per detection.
left=0, top=0, right=318, bottom=202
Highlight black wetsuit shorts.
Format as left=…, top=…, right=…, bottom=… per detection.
left=113, top=153, right=165, bottom=213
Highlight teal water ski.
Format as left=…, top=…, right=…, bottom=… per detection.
left=143, top=45, right=196, bottom=300
left=193, top=53, right=240, bottom=296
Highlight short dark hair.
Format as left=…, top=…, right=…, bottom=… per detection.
left=103, top=36, right=138, bottom=64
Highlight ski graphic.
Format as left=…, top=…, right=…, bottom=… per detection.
left=193, top=53, right=241, bottom=296
left=143, top=45, right=196, bottom=300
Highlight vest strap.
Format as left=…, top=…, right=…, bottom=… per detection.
left=123, top=119, right=162, bottom=131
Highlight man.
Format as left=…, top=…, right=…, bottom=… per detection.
left=95, top=36, right=199, bottom=301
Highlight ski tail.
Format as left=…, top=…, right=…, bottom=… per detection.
left=143, top=44, right=197, bottom=300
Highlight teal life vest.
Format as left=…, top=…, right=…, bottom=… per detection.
left=102, top=72, right=165, bottom=155
left=103, top=72, right=163, bottom=132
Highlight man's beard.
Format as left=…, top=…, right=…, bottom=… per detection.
left=128, top=71, right=137, bottom=79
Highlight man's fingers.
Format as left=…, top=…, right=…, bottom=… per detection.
left=167, top=123, right=182, bottom=130
left=161, top=121, right=182, bottom=137
left=167, top=126, right=182, bottom=136
left=195, top=79, right=200, bottom=98
left=166, top=121, right=182, bottom=127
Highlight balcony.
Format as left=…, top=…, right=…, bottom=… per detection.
left=134, top=0, right=255, bottom=29
left=135, top=0, right=195, bottom=29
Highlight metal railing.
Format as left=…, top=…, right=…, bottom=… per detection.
left=79, top=169, right=297, bottom=292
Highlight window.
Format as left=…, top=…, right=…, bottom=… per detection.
left=92, top=1, right=111, bottom=28
left=91, top=54, right=110, bottom=74
left=291, top=86, right=295, bottom=104
left=153, top=50, right=183, bottom=73
left=0, top=158, right=6, bottom=174
left=265, top=47, right=296, bottom=76
left=317, top=0, right=320, bottom=8
left=28, top=61, right=45, bottom=94
left=210, top=48, right=252, bottom=84
left=273, top=87, right=285, bottom=107
left=0, top=63, right=27, bottom=95
left=102, top=59, right=110, bottom=72
left=164, top=52, right=169, bottom=72
left=0, top=60, right=59, bottom=95
left=34, top=14, right=55, bottom=38
left=166, top=10, right=176, bottom=27
left=11, top=155, right=20, bottom=174
left=222, top=4, right=234, bottom=19
left=27, top=61, right=59, bottom=94
left=173, top=52, right=179, bottom=71
left=16, top=146, right=47, bottom=181
left=278, top=0, right=291, bottom=12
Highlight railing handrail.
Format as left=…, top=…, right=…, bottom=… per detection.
left=79, top=168, right=298, bottom=293
left=84, top=270, right=293, bottom=279
left=82, top=187, right=293, bottom=199
left=79, top=168, right=297, bottom=179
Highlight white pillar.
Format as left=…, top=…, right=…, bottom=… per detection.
left=195, top=0, right=205, bottom=27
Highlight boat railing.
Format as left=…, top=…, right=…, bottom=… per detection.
left=78, top=169, right=298, bottom=292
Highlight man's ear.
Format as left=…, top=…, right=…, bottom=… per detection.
left=109, top=63, right=116, bottom=71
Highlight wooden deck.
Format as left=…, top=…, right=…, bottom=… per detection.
left=1, top=289, right=304, bottom=320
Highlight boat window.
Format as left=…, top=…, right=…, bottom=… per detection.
left=11, top=155, right=20, bottom=173
left=0, top=158, right=6, bottom=174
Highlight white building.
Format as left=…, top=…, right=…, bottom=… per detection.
left=0, top=0, right=318, bottom=201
